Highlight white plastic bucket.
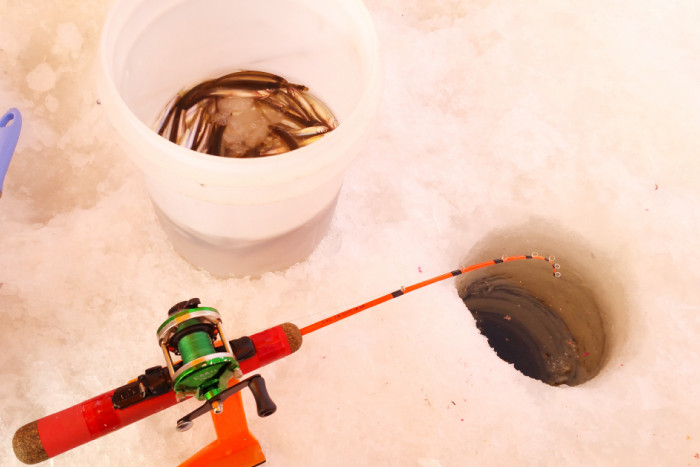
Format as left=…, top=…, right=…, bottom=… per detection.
left=98, top=0, right=382, bottom=276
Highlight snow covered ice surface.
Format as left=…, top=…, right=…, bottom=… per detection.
left=2, top=1, right=700, bottom=466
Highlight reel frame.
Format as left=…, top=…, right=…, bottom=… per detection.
left=157, top=306, right=241, bottom=402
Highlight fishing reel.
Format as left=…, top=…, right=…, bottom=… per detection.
left=157, top=298, right=277, bottom=431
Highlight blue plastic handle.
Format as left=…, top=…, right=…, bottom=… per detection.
left=0, top=108, right=22, bottom=197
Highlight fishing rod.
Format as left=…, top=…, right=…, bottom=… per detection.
left=12, top=254, right=558, bottom=466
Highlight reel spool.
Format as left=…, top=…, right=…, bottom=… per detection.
left=158, top=298, right=277, bottom=433
left=157, top=299, right=241, bottom=403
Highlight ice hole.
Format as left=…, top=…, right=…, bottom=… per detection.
left=457, top=227, right=611, bottom=386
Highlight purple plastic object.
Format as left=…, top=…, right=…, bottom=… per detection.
left=0, top=108, right=22, bottom=197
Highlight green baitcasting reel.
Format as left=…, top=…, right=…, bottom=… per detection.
left=157, top=299, right=241, bottom=404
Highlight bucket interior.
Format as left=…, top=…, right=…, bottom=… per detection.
left=107, top=0, right=373, bottom=128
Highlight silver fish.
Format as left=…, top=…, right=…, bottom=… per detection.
left=183, top=106, right=205, bottom=149
left=285, top=125, right=329, bottom=138
left=154, top=93, right=180, bottom=134
left=296, top=133, right=326, bottom=148
left=194, top=122, right=213, bottom=153
left=303, top=92, right=339, bottom=129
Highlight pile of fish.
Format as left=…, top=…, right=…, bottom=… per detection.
left=154, top=70, right=338, bottom=158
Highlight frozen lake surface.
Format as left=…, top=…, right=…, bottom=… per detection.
left=1, top=1, right=700, bottom=465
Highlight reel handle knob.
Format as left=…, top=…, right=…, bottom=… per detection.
left=174, top=374, right=277, bottom=430
left=247, top=376, right=277, bottom=417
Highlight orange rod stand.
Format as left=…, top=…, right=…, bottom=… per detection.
left=179, top=385, right=266, bottom=467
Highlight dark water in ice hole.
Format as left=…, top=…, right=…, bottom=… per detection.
left=462, top=275, right=584, bottom=386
